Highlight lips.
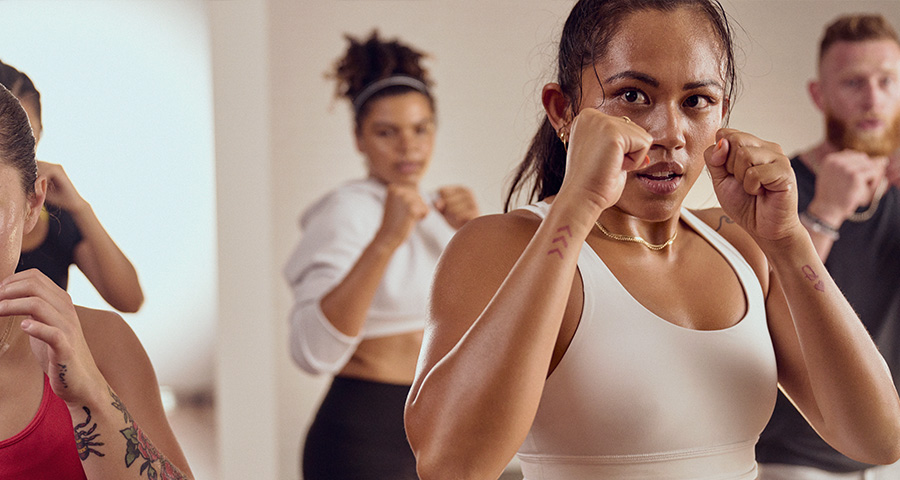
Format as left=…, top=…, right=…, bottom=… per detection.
left=635, top=161, right=684, bottom=195
left=396, top=161, right=423, bottom=175
left=858, top=118, right=884, bottom=130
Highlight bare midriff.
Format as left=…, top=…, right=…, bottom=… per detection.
left=338, top=330, right=424, bottom=385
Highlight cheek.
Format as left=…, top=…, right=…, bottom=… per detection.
left=0, top=209, right=22, bottom=278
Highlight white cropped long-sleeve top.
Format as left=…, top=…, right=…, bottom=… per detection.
left=283, top=178, right=456, bottom=375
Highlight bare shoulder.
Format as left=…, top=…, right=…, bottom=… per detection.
left=78, top=306, right=161, bottom=402
left=426, top=210, right=542, bottom=350
left=689, top=207, right=770, bottom=292
left=435, top=210, right=542, bottom=287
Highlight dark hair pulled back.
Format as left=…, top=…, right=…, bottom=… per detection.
left=0, top=84, right=37, bottom=194
left=0, top=60, right=42, bottom=124
left=505, top=0, right=736, bottom=211
left=329, top=30, right=434, bottom=131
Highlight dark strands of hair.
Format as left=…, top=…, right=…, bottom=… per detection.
left=0, top=60, right=42, bottom=124
left=328, top=30, right=435, bottom=130
left=0, top=84, right=37, bottom=194
left=504, top=0, right=737, bottom=212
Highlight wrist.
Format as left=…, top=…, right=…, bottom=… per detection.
left=805, top=201, right=845, bottom=229
left=545, top=195, right=605, bottom=240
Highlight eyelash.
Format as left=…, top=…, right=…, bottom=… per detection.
left=614, top=88, right=717, bottom=109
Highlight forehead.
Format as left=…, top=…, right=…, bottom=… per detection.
left=593, top=7, right=725, bottom=86
left=820, top=39, right=900, bottom=78
left=361, top=91, right=434, bottom=127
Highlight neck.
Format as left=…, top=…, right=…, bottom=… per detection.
left=0, top=316, right=22, bottom=358
left=596, top=208, right=681, bottom=246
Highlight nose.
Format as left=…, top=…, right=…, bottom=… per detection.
left=646, top=103, right=686, bottom=153
left=397, top=129, right=415, bottom=154
left=860, top=79, right=879, bottom=111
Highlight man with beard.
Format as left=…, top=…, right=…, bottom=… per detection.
left=756, top=13, right=900, bottom=480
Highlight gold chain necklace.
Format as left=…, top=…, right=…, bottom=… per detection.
left=595, top=221, right=677, bottom=251
left=848, top=178, right=889, bottom=223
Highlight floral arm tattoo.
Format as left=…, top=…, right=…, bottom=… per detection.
left=108, top=387, right=189, bottom=480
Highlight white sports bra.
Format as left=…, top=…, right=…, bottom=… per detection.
left=516, top=202, right=778, bottom=479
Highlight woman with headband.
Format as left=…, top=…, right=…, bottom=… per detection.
left=283, top=31, right=479, bottom=479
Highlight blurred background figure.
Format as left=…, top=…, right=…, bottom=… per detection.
left=0, top=60, right=144, bottom=313
left=757, top=13, right=900, bottom=480
left=283, top=30, right=479, bottom=480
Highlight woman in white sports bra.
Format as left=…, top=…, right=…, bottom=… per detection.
left=404, top=1, right=900, bottom=479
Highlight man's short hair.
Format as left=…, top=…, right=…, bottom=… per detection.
left=819, top=14, right=900, bottom=61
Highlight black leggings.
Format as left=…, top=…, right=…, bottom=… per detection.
left=302, top=376, right=418, bottom=480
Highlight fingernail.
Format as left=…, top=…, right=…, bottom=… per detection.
left=643, top=156, right=651, bottom=167
left=20, top=319, right=30, bottom=330
left=716, top=138, right=725, bottom=151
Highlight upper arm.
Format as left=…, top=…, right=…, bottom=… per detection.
left=283, top=189, right=383, bottom=301
left=412, top=213, right=539, bottom=393
left=80, top=306, right=192, bottom=475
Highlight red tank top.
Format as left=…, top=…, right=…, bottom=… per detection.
left=0, top=374, right=87, bottom=479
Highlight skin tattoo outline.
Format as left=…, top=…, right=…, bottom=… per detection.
left=801, top=264, right=826, bottom=292
left=74, top=406, right=105, bottom=460
left=548, top=225, right=573, bottom=259
left=58, top=363, right=68, bottom=389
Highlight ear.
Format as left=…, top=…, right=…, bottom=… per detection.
left=354, top=125, right=363, bottom=152
left=720, top=97, right=730, bottom=124
left=808, top=80, right=825, bottom=112
left=542, top=83, right=572, bottom=132
left=24, top=176, right=47, bottom=235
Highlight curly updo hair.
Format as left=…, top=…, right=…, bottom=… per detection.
left=329, top=30, right=435, bottom=131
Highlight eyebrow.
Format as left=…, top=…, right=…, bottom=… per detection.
left=604, top=70, right=724, bottom=91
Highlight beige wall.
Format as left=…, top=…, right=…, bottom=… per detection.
left=211, top=1, right=900, bottom=479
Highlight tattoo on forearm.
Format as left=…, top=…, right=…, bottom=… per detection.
left=74, top=406, right=105, bottom=460
left=801, top=265, right=826, bottom=292
left=547, top=225, right=573, bottom=259
left=109, top=387, right=189, bottom=480
left=58, top=363, right=68, bottom=388
left=715, top=215, right=734, bottom=232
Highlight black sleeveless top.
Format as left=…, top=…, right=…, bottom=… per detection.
left=17, top=203, right=83, bottom=289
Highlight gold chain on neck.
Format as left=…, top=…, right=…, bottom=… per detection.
left=594, top=221, right=676, bottom=251
left=848, top=178, right=889, bottom=223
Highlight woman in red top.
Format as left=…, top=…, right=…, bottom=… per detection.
left=0, top=84, right=192, bottom=478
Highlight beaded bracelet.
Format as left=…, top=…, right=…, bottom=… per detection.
left=799, top=210, right=840, bottom=241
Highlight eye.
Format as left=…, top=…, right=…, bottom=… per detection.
left=622, top=90, right=648, bottom=104
left=843, top=78, right=865, bottom=89
left=684, top=95, right=713, bottom=109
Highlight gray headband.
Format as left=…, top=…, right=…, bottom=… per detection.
left=352, top=75, right=429, bottom=112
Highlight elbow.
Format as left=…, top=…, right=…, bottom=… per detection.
left=116, top=294, right=144, bottom=313
left=106, top=288, right=145, bottom=313
left=289, top=336, right=336, bottom=376
left=404, top=402, right=475, bottom=480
